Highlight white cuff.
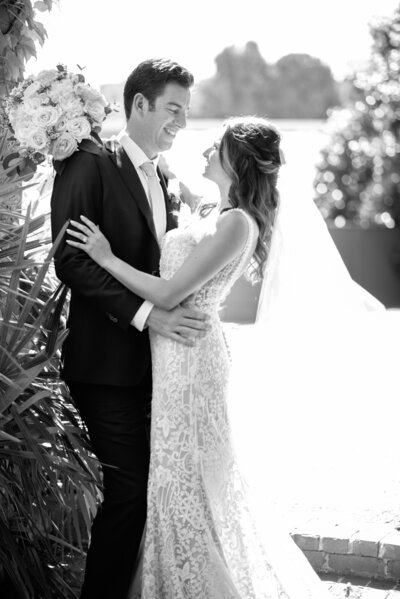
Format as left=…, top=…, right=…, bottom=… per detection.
left=131, top=300, right=154, bottom=331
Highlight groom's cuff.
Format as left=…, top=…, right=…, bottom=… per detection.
left=131, top=300, right=154, bottom=331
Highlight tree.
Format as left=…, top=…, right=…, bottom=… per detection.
left=314, top=3, right=400, bottom=228
left=190, top=42, right=339, bottom=119
left=273, top=54, right=339, bottom=119
left=191, top=42, right=274, bottom=118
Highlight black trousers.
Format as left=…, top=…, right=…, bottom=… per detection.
left=68, top=372, right=151, bottom=599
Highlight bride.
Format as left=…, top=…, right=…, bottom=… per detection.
left=66, top=115, right=386, bottom=598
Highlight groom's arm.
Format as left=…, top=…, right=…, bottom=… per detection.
left=51, top=151, right=143, bottom=331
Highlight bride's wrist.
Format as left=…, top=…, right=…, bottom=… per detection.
left=101, top=253, right=117, bottom=272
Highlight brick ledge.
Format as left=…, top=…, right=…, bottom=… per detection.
left=291, top=526, right=400, bottom=581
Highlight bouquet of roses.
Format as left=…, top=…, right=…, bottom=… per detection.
left=5, top=64, right=113, bottom=162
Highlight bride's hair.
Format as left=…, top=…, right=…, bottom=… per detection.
left=219, top=116, right=281, bottom=282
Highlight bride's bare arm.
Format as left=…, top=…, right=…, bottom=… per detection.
left=66, top=211, right=249, bottom=310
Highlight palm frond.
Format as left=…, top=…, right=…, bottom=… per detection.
left=0, top=126, right=102, bottom=598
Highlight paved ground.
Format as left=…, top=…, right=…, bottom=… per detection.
left=323, top=575, right=400, bottom=598
left=223, top=315, right=400, bottom=589
left=225, top=314, right=400, bottom=533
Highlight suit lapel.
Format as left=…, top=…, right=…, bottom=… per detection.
left=109, top=145, right=158, bottom=242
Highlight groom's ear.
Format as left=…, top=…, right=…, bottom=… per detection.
left=132, top=93, right=148, bottom=115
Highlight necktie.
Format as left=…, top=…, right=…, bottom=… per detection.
left=140, top=161, right=167, bottom=244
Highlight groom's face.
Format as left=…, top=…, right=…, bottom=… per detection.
left=139, top=82, right=191, bottom=158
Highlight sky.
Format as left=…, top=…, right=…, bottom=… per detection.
left=26, top=0, right=400, bottom=90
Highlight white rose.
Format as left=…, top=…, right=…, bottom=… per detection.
left=77, top=84, right=107, bottom=105
left=54, top=115, right=68, bottom=133
left=8, top=104, right=25, bottom=128
left=36, top=69, right=59, bottom=87
left=23, top=96, right=44, bottom=114
left=13, top=118, right=32, bottom=143
left=52, top=132, right=78, bottom=161
left=62, top=96, right=85, bottom=118
left=48, top=79, right=74, bottom=103
left=67, top=116, right=92, bottom=142
left=23, top=80, right=41, bottom=99
left=73, top=82, right=85, bottom=95
left=32, top=105, right=61, bottom=128
left=27, top=127, right=49, bottom=152
left=11, top=105, right=32, bottom=135
left=85, top=100, right=106, bottom=123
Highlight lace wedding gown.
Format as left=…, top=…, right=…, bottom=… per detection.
left=129, top=209, right=332, bottom=599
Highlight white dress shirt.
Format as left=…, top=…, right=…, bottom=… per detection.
left=115, top=129, right=167, bottom=331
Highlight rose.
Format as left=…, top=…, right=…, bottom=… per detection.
left=61, top=96, right=85, bottom=118
left=36, top=69, right=59, bottom=87
left=74, top=82, right=107, bottom=104
left=13, top=117, right=32, bottom=143
left=54, top=115, right=68, bottom=133
left=85, top=100, right=106, bottom=123
left=26, top=127, right=49, bottom=152
left=7, top=103, right=25, bottom=125
left=67, top=116, right=91, bottom=142
left=78, top=84, right=108, bottom=105
left=23, top=96, right=44, bottom=114
left=48, top=79, right=74, bottom=103
left=23, top=80, right=41, bottom=99
left=52, top=132, right=78, bottom=161
left=32, top=105, right=61, bottom=128
left=74, top=83, right=100, bottom=102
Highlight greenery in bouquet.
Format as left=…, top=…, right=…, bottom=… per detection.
left=313, top=3, right=400, bottom=228
left=5, top=64, right=113, bottom=163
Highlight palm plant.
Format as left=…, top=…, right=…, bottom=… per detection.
left=0, top=126, right=102, bottom=598
left=0, top=2, right=102, bottom=595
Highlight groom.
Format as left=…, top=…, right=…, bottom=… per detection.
left=50, top=59, right=207, bottom=599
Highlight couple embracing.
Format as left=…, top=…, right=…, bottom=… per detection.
left=51, top=58, right=334, bottom=598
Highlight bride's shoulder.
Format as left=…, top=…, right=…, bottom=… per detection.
left=219, top=208, right=258, bottom=235
left=211, top=209, right=253, bottom=252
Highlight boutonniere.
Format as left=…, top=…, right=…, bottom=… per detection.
left=168, top=178, right=183, bottom=212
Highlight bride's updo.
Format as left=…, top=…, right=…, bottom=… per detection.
left=219, top=116, right=282, bottom=282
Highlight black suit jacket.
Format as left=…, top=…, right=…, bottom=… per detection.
left=50, top=139, right=176, bottom=387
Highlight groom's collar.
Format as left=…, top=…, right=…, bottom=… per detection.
left=115, top=128, right=159, bottom=170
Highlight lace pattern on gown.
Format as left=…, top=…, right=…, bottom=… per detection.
left=129, top=209, right=330, bottom=599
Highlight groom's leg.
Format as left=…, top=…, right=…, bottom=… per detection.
left=68, top=374, right=151, bottom=599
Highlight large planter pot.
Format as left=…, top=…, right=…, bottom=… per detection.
left=329, top=226, right=400, bottom=309
left=220, top=226, right=400, bottom=324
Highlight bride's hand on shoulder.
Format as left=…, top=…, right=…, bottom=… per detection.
left=179, top=181, right=202, bottom=213
left=66, top=215, right=114, bottom=268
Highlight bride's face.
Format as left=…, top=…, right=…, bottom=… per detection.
left=202, top=140, right=231, bottom=188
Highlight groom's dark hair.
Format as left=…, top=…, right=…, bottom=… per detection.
left=124, top=58, right=194, bottom=119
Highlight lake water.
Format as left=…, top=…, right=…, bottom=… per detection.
left=101, top=115, right=329, bottom=204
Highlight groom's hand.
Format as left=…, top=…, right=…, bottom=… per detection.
left=146, top=306, right=209, bottom=346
